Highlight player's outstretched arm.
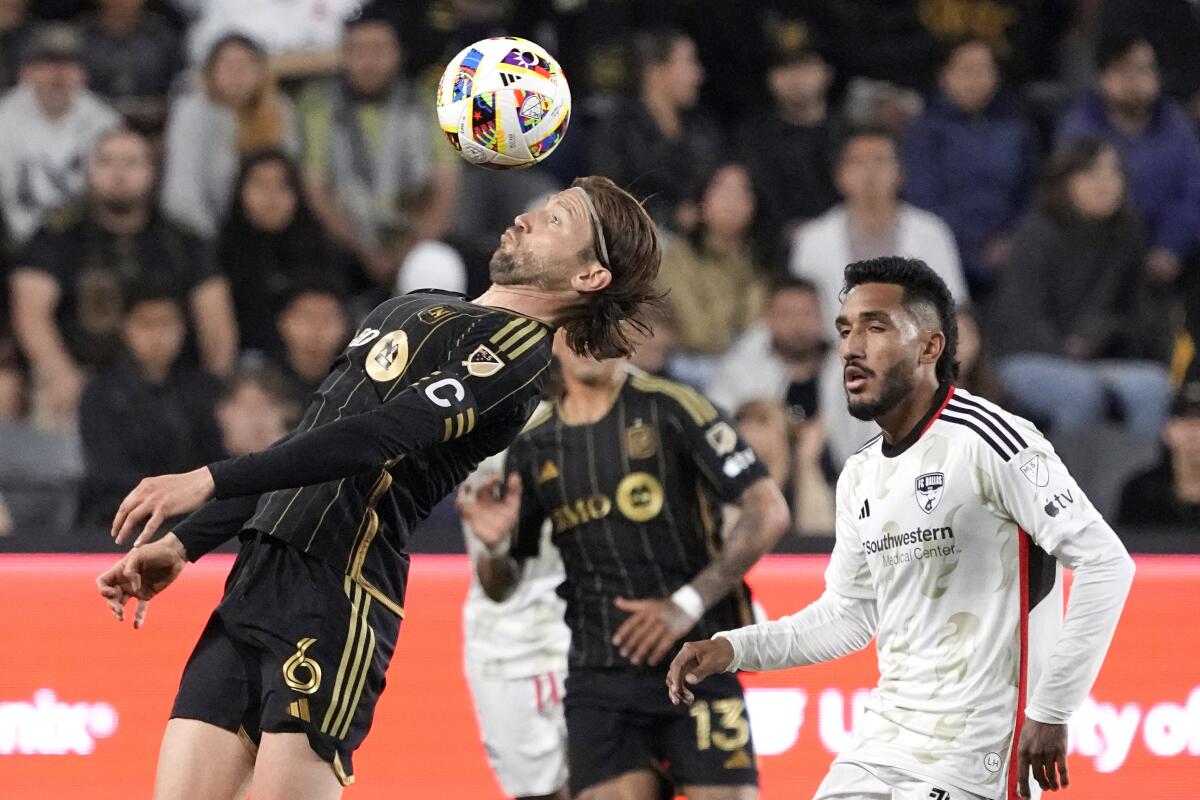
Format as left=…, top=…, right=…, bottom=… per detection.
left=666, top=638, right=735, bottom=705
left=458, top=473, right=523, bottom=602
left=612, top=477, right=790, bottom=666
left=96, top=534, right=188, bottom=629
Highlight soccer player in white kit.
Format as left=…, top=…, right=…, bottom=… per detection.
left=667, top=257, right=1135, bottom=800
left=459, top=446, right=571, bottom=800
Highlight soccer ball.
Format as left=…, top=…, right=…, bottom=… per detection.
left=436, top=36, right=571, bottom=170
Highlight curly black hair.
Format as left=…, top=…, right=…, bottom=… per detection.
left=841, top=256, right=959, bottom=383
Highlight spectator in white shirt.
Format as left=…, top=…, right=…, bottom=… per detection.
left=0, top=23, right=119, bottom=246
left=790, top=127, right=968, bottom=464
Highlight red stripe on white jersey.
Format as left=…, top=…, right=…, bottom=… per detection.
left=1009, top=528, right=1031, bottom=799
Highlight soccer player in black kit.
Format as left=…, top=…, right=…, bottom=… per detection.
left=459, top=332, right=789, bottom=800
left=95, top=177, right=663, bottom=800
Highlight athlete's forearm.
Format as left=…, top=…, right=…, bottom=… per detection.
left=171, top=493, right=261, bottom=561
left=476, top=553, right=520, bottom=603
left=688, top=478, right=789, bottom=610
left=207, top=392, right=446, bottom=498
left=1027, top=523, right=1135, bottom=724
left=715, top=590, right=879, bottom=672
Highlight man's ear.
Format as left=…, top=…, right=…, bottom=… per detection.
left=920, top=330, right=945, bottom=366
left=571, top=262, right=612, bottom=294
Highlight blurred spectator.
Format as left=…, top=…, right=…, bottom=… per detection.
left=395, top=240, right=467, bottom=297
left=0, top=0, right=32, bottom=90
left=1058, top=34, right=1200, bottom=286
left=218, top=148, right=347, bottom=353
left=588, top=28, right=720, bottom=232
left=182, top=0, right=360, bottom=76
left=10, top=128, right=237, bottom=425
left=790, top=127, right=967, bottom=464
left=842, top=77, right=924, bottom=135
left=0, top=23, right=119, bottom=245
left=77, top=287, right=223, bottom=527
left=216, top=367, right=297, bottom=456
left=736, top=32, right=839, bottom=270
left=954, top=305, right=1004, bottom=402
left=733, top=398, right=834, bottom=536
left=297, top=12, right=455, bottom=290
left=707, top=276, right=827, bottom=420
left=627, top=305, right=680, bottom=380
left=80, top=0, right=183, bottom=133
left=657, top=163, right=765, bottom=383
left=271, top=280, right=349, bottom=405
left=902, top=39, right=1037, bottom=295
left=161, top=33, right=299, bottom=239
left=0, top=335, right=27, bottom=421
left=1117, top=381, right=1200, bottom=527
left=992, top=137, right=1171, bottom=436
left=1100, top=1, right=1200, bottom=122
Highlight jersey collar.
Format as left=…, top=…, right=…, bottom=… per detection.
left=880, top=382, right=955, bottom=458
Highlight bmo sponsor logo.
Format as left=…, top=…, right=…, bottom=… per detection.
left=0, top=689, right=118, bottom=755
left=744, top=686, right=1200, bottom=769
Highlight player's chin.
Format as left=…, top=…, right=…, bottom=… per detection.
left=846, top=394, right=880, bottom=421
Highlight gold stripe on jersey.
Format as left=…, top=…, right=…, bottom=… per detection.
left=455, top=412, right=465, bottom=438
left=443, top=417, right=453, bottom=441
left=508, top=327, right=548, bottom=359
left=332, top=753, right=355, bottom=786
left=345, top=470, right=405, bottom=617
left=381, top=311, right=468, bottom=401
left=489, top=317, right=526, bottom=345
left=630, top=374, right=718, bottom=426
left=322, top=579, right=366, bottom=733
left=328, top=592, right=374, bottom=739
left=305, top=478, right=346, bottom=549
left=499, top=319, right=542, bottom=352
left=466, top=407, right=476, bottom=434
left=481, top=361, right=552, bottom=416
left=236, top=725, right=258, bottom=756
left=336, top=617, right=377, bottom=740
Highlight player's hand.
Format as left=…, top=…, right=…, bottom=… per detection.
left=612, top=597, right=696, bottom=666
left=456, top=473, right=520, bottom=550
left=96, top=534, right=188, bottom=629
left=112, top=467, right=215, bottom=545
left=1016, top=718, right=1069, bottom=798
left=666, top=639, right=734, bottom=705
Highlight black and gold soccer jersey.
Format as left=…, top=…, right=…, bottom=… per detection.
left=507, top=368, right=768, bottom=668
left=175, top=290, right=554, bottom=618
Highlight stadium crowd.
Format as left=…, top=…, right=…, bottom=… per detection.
left=0, top=0, right=1196, bottom=548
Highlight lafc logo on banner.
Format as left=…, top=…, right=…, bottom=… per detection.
left=464, top=344, right=504, bottom=377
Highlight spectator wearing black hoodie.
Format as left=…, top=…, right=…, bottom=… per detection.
left=992, top=137, right=1172, bottom=436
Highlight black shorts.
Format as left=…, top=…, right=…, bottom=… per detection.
left=171, top=532, right=401, bottom=786
left=564, top=666, right=758, bottom=795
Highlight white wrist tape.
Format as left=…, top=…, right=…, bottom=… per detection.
left=670, top=584, right=705, bottom=622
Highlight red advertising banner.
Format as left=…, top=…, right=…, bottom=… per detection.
left=0, top=554, right=1196, bottom=798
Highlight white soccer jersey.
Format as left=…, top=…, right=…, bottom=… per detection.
left=721, top=385, right=1134, bottom=800
left=462, top=449, right=570, bottom=680
left=828, top=386, right=1131, bottom=798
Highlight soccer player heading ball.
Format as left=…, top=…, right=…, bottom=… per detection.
left=97, top=176, right=661, bottom=799
left=668, top=257, right=1135, bottom=800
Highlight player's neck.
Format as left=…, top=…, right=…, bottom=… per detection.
left=1173, top=453, right=1200, bottom=501
left=874, top=375, right=942, bottom=447
left=473, top=285, right=573, bottom=327
left=559, top=370, right=627, bottom=425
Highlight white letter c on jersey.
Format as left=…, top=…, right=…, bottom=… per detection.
left=425, top=378, right=465, bottom=408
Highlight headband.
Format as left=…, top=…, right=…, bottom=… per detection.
left=569, top=185, right=611, bottom=271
